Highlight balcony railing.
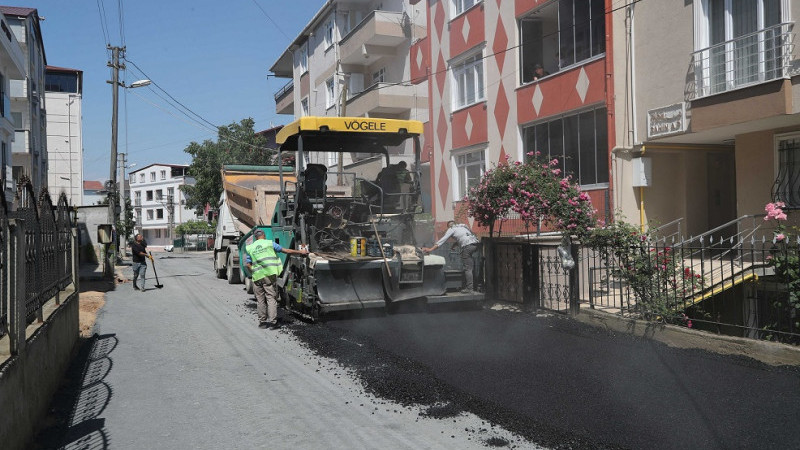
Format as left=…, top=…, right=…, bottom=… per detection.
left=273, top=79, right=293, bottom=103
left=692, top=22, right=796, bottom=99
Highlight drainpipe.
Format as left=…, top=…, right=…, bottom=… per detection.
left=639, top=145, right=646, bottom=233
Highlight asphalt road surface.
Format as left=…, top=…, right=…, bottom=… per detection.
left=34, top=252, right=800, bottom=449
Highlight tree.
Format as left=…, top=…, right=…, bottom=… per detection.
left=174, top=219, right=216, bottom=235
left=181, top=118, right=278, bottom=213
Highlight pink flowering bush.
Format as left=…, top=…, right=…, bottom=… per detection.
left=466, top=153, right=597, bottom=239
left=764, top=201, right=800, bottom=312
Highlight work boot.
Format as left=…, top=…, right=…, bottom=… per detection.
left=258, top=322, right=269, bottom=329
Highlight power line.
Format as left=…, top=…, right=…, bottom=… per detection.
left=125, top=57, right=219, bottom=129
left=95, top=0, right=111, bottom=45
left=117, top=0, right=126, bottom=46
left=250, top=0, right=293, bottom=42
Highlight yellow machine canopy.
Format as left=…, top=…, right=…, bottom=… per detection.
left=276, top=117, right=424, bottom=153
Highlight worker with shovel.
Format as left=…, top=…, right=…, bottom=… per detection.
left=245, top=229, right=308, bottom=329
left=130, top=233, right=151, bottom=291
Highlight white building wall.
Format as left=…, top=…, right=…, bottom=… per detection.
left=45, top=91, right=82, bottom=205
left=130, top=164, right=198, bottom=246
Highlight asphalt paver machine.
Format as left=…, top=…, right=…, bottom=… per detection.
left=241, top=116, right=481, bottom=320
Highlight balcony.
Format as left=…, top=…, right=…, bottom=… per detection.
left=691, top=22, right=796, bottom=99
left=0, top=19, right=24, bottom=79
left=339, top=11, right=409, bottom=66
left=345, top=82, right=427, bottom=117
left=274, top=80, right=294, bottom=115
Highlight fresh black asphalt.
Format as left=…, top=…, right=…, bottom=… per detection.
left=291, top=306, right=800, bottom=449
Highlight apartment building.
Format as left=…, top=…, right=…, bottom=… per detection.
left=416, top=0, right=614, bottom=230
left=129, top=164, right=198, bottom=247
left=45, top=65, right=83, bottom=206
left=270, top=0, right=430, bottom=205
left=0, top=6, right=47, bottom=196
left=611, top=0, right=800, bottom=237
left=0, top=12, right=24, bottom=205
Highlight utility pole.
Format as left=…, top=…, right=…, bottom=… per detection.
left=106, top=45, right=125, bottom=276
left=337, top=79, right=347, bottom=186
left=119, top=152, right=127, bottom=205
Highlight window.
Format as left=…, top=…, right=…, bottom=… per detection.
left=518, top=0, right=605, bottom=84
left=522, top=106, right=609, bottom=187
left=130, top=176, right=135, bottom=184
left=694, top=0, right=786, bottom=97
left=146, top=190, right=153, bottom=201
left=325, top=77, right=336, bottom=109
left=44, top=72, right=79, bottom=93
left=452, top=52, right=485, bottom=109
left=298, top=42, right=308, bottom=74
left=772, top=133, right=800, bottom=208
left=134, top=191, right=141, bottom=205
left=342, top=10, right=364, bottom=36
left=139, top=173, right=145, bottom=183
left=453, top=0, right=477, bottom=16
left=150, top=172, right=155, bottom=181
left=454, top=149, right=485, bottom=199
left=301, top=97, right=309, bottom=116
left=155, top=189, right=163, bottom=201
left=324, top=18, right=334, bottom=49
left=155, top=229, right=161, bottom=238
left=157, top=209, right=164, bottom=219
left=160, top=170, right=166, bottom=180
left=146, top=209, right=154, bottom=220
left=167, top=187, right=174, bottom=200
left=373, top=67, right=385, bottom=84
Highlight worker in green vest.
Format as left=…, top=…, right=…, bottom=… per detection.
left=245, top=229, right=308, bottom=329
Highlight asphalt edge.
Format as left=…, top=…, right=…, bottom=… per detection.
left=573, top=307, right=800, bottom=367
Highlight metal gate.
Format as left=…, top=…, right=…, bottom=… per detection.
left=485, top=238, right=579, bottom=313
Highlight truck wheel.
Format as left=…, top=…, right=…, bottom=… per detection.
left=215, top=253, right=227, bottom=279
left=227, top=252, right=240, bottom=284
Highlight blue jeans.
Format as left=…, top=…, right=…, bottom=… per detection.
left=132, top=262, right=147, bottom=289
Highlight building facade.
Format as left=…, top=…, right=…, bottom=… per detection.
left=270, top=0, right=431, bottom=205
left=129, top=164, right=198, bottom=247
left=418, top=0, right=614, bottom=230
left=1, top=6, right=47, bottom=196
left=0, top=12, right=25, bottom=205
left=611, top=0, right=800, bottom=237
left=45, top=65, right=83, bottom=206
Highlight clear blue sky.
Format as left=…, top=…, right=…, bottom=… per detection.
left=35, top=0, right=322, bottom=182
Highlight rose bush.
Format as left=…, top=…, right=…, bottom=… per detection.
left=466, top=153, right=597, bottom=239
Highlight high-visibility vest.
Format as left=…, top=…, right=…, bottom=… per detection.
left=246, top=239, right=282, bottom=281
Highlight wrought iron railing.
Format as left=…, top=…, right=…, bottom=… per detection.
left=1, top=177, right=76, bottom=342
left=692, top=22, right=795, bottom=99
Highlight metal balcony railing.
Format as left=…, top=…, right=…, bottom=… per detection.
left=691, top=22, right=796, bottom=99
left=273, top=79, right=293, bottom=102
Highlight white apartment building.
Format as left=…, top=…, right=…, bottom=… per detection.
left=270, top=0, right=430, bottom=202
left=45, top=65, right=83, bottom=206
left=1, top=6, right=47, bottom=196
left=129, top=164, right=198, bottom=247
left=0, top=12, right=25, bottom=205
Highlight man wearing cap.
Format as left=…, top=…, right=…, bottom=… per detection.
left=245, top=229, right=309, bottom=329
left=421, top=220, right=480, bottom=293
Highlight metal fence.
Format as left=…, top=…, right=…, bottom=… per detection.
left=1, top=177, right=76, bottom=353
left=483, top=231, right=800, bottom=345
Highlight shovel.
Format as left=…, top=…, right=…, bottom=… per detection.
left=148, top=251, right=164, bottom=288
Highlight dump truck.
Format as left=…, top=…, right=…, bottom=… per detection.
left=213, top=165, right=295, bottom=285
left=239, top=116, right=482, bottom=320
